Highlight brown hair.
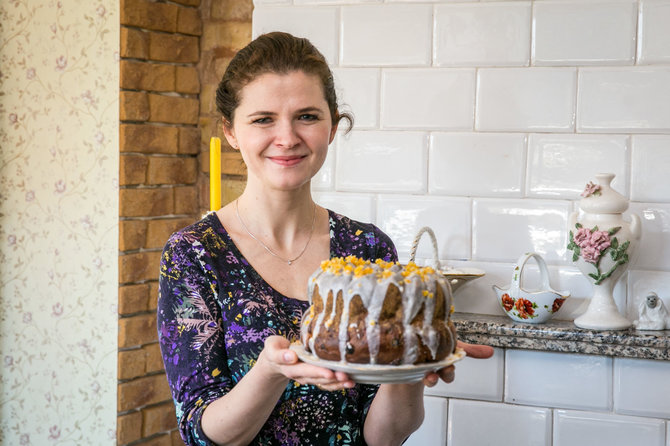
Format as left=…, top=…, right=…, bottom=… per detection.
left=215, top=32, right=353, bottom=131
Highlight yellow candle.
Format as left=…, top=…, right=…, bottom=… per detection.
left=209, top=137, right=221, bottom=211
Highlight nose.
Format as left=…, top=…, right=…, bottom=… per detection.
left=274, top=119, right=300, bottom=149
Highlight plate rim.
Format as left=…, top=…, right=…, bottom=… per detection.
left=289, top=344, right=466, bottom=383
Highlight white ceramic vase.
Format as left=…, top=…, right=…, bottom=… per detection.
left=568, top=173, right=641, bottom=330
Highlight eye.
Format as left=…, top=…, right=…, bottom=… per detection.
left=252, top=116, right=272, bottom=125
left=298, top=113, right=319, bottom=122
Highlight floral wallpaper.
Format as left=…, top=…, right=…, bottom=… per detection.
left=0, top=1, right=118, bottom=444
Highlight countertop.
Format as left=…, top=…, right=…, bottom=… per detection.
left=452, top=312, right=670, bottom=361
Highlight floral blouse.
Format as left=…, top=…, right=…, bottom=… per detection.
left=158, top=210, right=397, bottom=445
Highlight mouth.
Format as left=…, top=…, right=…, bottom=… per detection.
left=267, top=155, right=307, bottom=167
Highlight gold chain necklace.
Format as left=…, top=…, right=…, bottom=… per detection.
left=235, top=199, right=316, bottom=266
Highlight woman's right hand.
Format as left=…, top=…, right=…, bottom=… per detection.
left=258, top=335, right=355, bottom=391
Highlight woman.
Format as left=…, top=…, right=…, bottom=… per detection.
left=158, top=32, right=493, bottom=446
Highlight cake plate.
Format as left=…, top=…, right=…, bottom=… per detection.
left=290, top=344, right=466, bottom=384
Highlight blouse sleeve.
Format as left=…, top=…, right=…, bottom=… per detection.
left=372, top=224, right=399, bottom=263
left=157, top=232, right=232, bottom=446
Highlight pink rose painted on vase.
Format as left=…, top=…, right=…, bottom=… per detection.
left=581, top=181, right=601, bottom=197
left=567, top=223, right=629, bottom=285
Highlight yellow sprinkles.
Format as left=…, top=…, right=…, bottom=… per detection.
left=320, top=256, right=439, bottom=281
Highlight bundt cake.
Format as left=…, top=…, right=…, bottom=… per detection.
left=300, top=256, right=457, bottom=365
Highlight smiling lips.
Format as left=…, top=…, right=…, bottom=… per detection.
left=268, top=155, right=307, bottom=167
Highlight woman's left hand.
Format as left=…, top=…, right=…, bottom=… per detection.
left=423, top=341, right=494, bottom=387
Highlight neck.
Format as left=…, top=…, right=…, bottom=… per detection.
left=236, top=189, right=317, bottom=245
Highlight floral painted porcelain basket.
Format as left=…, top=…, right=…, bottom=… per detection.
left=493, top=252, right=570, bottom=324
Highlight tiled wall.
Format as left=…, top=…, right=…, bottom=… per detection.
left=252, top=0, right=670, bottom=444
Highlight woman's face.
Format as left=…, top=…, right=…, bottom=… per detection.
left=223, top=70, right=337, bottom=192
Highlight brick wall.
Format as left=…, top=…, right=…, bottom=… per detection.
left=118, top=0, right=251, bottom=444
left=198, top=0, right=251, bottom=210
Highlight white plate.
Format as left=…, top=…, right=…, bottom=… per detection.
left=289, top=344, right=466, bottom=384
left=440, top=268, right=486, bottom=292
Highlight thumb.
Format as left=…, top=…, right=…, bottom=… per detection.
left=264, top=336, right=297, bottom=364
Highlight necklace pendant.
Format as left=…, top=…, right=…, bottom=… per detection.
left=287, top=260, right=292, bottom=265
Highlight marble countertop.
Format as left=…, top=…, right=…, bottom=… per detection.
left=452, top=312, right=670, bottom=361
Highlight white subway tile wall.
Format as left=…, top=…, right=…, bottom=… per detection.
left=377, top=194, right=471, bottom=262
left=553, top=410, right=666, bottom=446
left=448, top=399, right=552, bottom=446
left=424, top=347, right=504, bottom=401
left=637, top=0, right=670, bottom=64
left=472, top=198, right=571, bottom=263
left=381, top=68, right=475, bottom=129
left=630, top=135, right=670, bottom=202
left=505, top=350, right=612, bottom=411
left=336, top=131, right=427, bottom=193
left=331, top=68, right=380, bottom=129
left=429, top=132, right=526, bottom=197
left=577, top=68, right=670, bottom=132
left=476, top=67, right=577, bottom=132
left=252, top=0, right=670, bottom=444
left=434, top=2, right=531, bottom=67
left=532, top=1, right=637, bottom=66
left=526, top=134, right=629, bottom=199
left=614, top=357, right=670, bottom=418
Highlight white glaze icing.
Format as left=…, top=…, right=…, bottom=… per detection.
left=301, top=257, right=454, bottom=365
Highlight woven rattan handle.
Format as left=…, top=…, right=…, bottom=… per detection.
left=409, top=227, right=441, bottom=269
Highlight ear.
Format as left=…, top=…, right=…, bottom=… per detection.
left=328, top=121, right=338, bottom=144
left=222, top=120, right=238, bottom=150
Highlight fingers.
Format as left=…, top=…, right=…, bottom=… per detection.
left=437, top=365, right=455, bottom=383
left=423, top=372, right=439, bottom=387
left=457, top=340, right=494, bottom=359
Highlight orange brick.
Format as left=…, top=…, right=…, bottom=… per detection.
left=201, top=21, right=251, bottom=53
left=118, top=374, right=172, bottom=412
left=173, top=186, right=198, bottom=215
left=147, top=157, right=198, bottom=185
left=121, top=0, right=178, bottom=32
left=118, top=348, right=147, bottom=380
left=132, top=434, right=173, bottom=446
left=199, top=83, right=217, bottom=115
left=119, top=250, right=163, bottom=284
left=119, top=314, right=158, bottom=348
left=149, top=281, right=160, bottom=311
left=222, top=152, right=246, bottom=176
left=149, top=32, right=199, bottom=63
left=176, top=66, right=200, bottom=94
left=120, top=124, right=180, bottom=154
left=145, top=343, right=165, bottom=374
left=222, top=178, right=245, bottom=206
left=171, top=0, right=200, bottom=6
left=121, top=27, right=149, bottom=59
left=120, top=154, right=149, bottom=186
left=119, top=188, right=174, bottom=217
left=211, top=1, right=253, bottom=21
left=143, top=403, right=178, bottom=437
left=119, top=219, right=148, bottom=252
left=178, top=127, right=201, bottom=155
left=171, top=430, right=183, bottom=446
left=148, top=94, right=199, bottom=125
left=117, top=411, right=143, bottom=445
left=119, top=283, right=151, bottom=314
left=177, top=7, right=202, bottom=36
left=121, top=60, right=175, bottom=92
left=146, top=218, right=192, bottom=249
left=120, top=91, right=150, bottom=122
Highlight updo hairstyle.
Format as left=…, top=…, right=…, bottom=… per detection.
left=215, top=32, right=353, bottom=132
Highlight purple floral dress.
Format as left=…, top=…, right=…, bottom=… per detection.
left=158, top=210, right=397, bottom=446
